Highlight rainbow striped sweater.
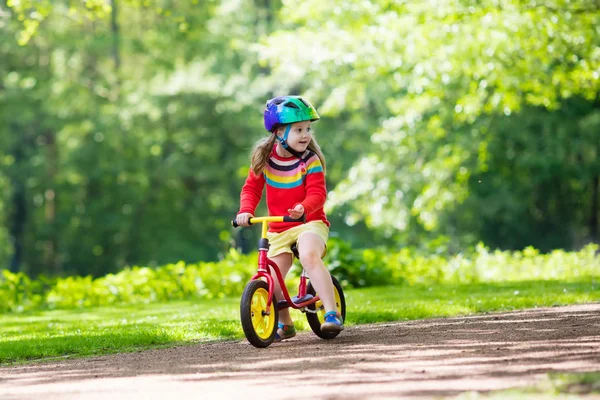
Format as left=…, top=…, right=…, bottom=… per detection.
left=239, top=146, right=330, bottom=233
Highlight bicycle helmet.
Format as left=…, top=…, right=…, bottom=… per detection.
left=263, top=96, right=320, bottom=132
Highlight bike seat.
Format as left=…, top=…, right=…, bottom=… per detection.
left=290, top=243, right=300, bottom=259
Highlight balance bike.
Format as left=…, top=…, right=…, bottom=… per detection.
left=232, top=216, right=346, bottom=348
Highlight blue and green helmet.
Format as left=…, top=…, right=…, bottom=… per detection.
left=263, top=96, right=320, bottom=132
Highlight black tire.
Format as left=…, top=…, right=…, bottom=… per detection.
left=306, top=274, right=346, bottom=339
left=240, top=280, right=278, bottom=348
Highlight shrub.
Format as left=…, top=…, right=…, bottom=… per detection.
left=0, top=242, right=598, bottom=313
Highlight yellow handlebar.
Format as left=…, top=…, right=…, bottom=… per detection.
left=232, top=215, right=306, bottom=238
left=248, top=216, right=286, bottom=224
left=251, top=217, right=283, bottom=238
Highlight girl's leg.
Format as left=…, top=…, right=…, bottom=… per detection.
left=269, top=252, right=294, bottom=325
left=296, top=233, right=337, bottom=314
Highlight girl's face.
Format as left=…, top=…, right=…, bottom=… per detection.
left=277, top=121, right=312, bottom=153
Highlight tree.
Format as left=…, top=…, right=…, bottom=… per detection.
left=258, top=0, right=600, bottom=249
left=0, top=0, right=297, bottom=275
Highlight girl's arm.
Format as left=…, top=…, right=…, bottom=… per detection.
left=300, top=157, right=327, bottom=215
left=239, top=168, right=265, bottom=215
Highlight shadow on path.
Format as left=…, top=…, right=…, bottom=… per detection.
left=1, top=303, right=599, bottom=399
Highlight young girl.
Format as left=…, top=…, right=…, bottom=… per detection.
left=235, top=95, right=343, bottom=341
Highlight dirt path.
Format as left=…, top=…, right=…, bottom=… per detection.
left=1, top=303, right=599, bottom=399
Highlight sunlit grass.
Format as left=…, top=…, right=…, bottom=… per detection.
left=0, top=298, right=242, bottom=365
left=455, top=371, right=600, bottom=398
left=346, top=278, right=600, bottom=324
left=548, top=372, right=600, bottom=394
left=0, top=278, right=598, bottom=365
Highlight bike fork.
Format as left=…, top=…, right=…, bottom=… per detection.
left=298, top=269, right=323, bottom=314
left=298, top=269, right=308, bottom=298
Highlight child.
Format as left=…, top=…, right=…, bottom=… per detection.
left=235, top=95, right=343, bottom=341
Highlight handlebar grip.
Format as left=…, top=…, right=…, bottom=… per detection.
left=232, top=218, right=254, bottom=228
left=283, top=215, right=306, bottom=223
left=232, top=215, right=304, bottom=228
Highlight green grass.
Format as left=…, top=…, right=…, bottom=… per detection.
left=0, top=278, right=598, bottom=365
left=454, top=372, right=600, bottom=399
left=348, top=278, right=600, bottom=323
left=547, top=372, right=600, bottom=395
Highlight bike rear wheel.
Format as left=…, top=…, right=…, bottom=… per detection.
left=240, top=279, right=278, bottom=348
left=306, top=274, right=346, bottom=339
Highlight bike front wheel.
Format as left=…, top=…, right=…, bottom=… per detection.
left=240, top=279, right=278, bottom=348
left=306, top=274, right=346, bottom=339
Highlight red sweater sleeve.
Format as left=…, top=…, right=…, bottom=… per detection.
left=300, top=167, right=327, bottom=216
left=238, top=168, right=265, bottom=215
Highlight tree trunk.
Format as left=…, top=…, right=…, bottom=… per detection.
left=110, top=0, right=121, bottom=72
left=125, top=112, right=175, bottom=265
left=591, top=175, right=599, bottom=243
left=263, top=0, right=272, bottom=31
left=254, top=0, right=274, bottom=78
left=8, top=123, right=28, bottom=273
left=44, top=130, right=61, bottom=274
left=9, top=176, right=26, bottom=273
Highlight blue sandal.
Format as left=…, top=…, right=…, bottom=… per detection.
left=274, top=322, right=296, bottom=342
left=321, top=311, right=344, bottom=333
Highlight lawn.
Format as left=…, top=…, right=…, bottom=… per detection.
left=0, top=278, right=598, bottom=365
left=455, top=372, right=600, bottom=398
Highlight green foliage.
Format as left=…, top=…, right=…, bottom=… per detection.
left=0, top=248, right=255, bottom=312
left=325, top=239, right=599, bottom=288
left=0, top=241, right=598, bottom=313
left=325, top=239, right=396, bottom=287
left=261, top=0, right=600, bottom=250
left=0, top=172, right=10, bottom=265
left=0, top=270, right=47, bottom=313
left=0, top=0, right=275, bottom=275
left=1, top=0, right=599, bottom=277
left=44, top=249, right=256, bottom=310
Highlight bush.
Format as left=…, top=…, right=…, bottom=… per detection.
left=0, top=242, right=598, bottom=313
left=324, top=239, right=599, bottom=288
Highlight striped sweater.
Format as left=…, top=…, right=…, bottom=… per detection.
left=238, top=146, right=330, bottom=233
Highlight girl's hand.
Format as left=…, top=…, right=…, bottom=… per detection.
left=287, top=204, right=305, bottom=219
left=236, top=213, right=254, bottom=227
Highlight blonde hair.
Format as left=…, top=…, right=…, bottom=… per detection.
left=250, top=132, right=327, bottom=176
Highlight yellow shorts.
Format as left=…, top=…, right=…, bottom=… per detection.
left=267, top=220, right=329, bottom=258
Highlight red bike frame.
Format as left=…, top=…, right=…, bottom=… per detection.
left=234, top=215, right=320, bottom=313
left=254, top=249, right=319, bottom=311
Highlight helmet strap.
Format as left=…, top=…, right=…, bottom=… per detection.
left=276, top=125, right=304, bottom=159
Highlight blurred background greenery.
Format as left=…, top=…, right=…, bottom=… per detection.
left=0, top=0, right=599, bottom=279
